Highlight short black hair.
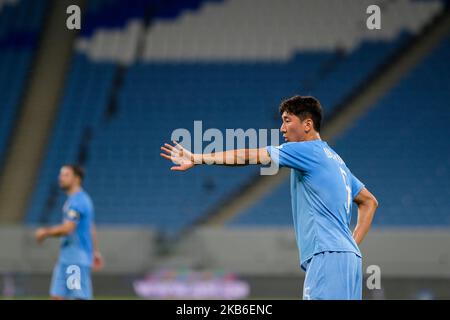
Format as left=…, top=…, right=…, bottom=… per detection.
left=64, top=164, right=85, bottom=182
left=279, top=95, right=323, bottom=132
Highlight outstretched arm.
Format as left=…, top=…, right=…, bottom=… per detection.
left=35, top=220, right=76, bottom=243
left=352, top=187, right=378, bottom=245
left=160, top=141, right=271, bottom=171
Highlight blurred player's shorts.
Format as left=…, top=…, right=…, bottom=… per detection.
left=50, top=262, right=92, bottom=300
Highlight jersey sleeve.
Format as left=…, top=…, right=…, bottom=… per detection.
left=266, top=142, right=318, bottom=172
left=350, top=172, right=365, bottom=199
left=65, top=198, right=84, bottom=223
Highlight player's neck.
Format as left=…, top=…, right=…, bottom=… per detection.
left=66, top=185, right=81, bottom=196
left=303, top=132, right=321, bottom=142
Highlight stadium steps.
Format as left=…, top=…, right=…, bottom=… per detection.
left=0, top=0, right=86, bottom=223
left=196, top=4, right=450, bottom=228
left=0, top=0, right=49, bottom=170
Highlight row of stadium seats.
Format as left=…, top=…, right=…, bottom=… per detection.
left=231, top=35, right=450, bottom=227
left=75, top=0, right=443, bottom=64
left=80, top=0, right=224, bottom=37
left=0, top=0, right=48, bottom=166
left=142, top=0, right=442, bottom=60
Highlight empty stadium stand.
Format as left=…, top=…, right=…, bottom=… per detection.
left=23, top=0, right=447, bottom=233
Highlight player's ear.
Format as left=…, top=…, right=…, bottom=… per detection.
left=304, top=119, right=312, bottom=132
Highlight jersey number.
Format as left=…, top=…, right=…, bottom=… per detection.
left=339, top=168, right=352, bottom=214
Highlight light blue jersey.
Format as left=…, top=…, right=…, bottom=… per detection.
left=267, top=140, right=364, bottom=269
left=51, top=189, right=94, bottom=299
left=59, top=189, right=94, bottom=267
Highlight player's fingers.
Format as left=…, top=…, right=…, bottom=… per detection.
left=160, top=153, right=173, bottom=161
left=170, top=166, right=184, bottom=171
left=160, top=146, right=174, bottom=155
left=164, top=147, right=181, bottom=158
left=164, top=143, right=175, bottom=151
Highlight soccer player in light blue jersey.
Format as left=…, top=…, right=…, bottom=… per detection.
left=35, top=165, right=104, bottom=300
left=160, top=95, right=378, bottom=300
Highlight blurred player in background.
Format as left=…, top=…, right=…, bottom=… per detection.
left=34, top=165, right=104, bottom=300
left=161, top=95, right=378, bottom=300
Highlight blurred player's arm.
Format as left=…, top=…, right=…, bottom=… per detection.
left=34, top=220, right=76, bottom=243
left=91, top=224, right=104, bottom=270
left=352, top=188, right=378, bottom=245
left=160, top=141, right=271, bottom=171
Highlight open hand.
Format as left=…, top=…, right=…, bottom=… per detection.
left=160, top=141, right=195, bottom=171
